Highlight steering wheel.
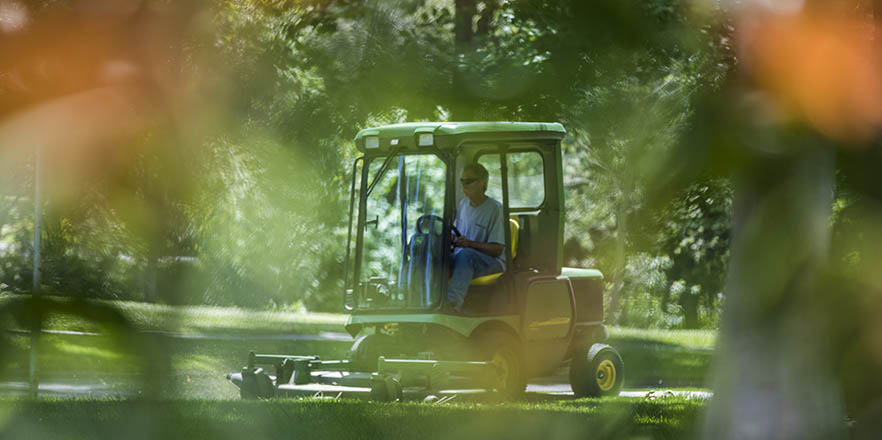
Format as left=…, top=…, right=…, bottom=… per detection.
left=416, top=214, right=446, bottom=235
left=415, top=215, right=461, bottom=254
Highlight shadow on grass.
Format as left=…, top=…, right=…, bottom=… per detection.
left=609, top=336, right=714, bottom=389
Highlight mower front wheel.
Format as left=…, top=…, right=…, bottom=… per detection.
left=349, top=333, right=396, bottom=372
left=569, top=343, right=624, bottom=397
left=239, top=368, right=275, bottom=399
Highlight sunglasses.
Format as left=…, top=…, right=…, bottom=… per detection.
left=460, top=177, right=480, bottom=185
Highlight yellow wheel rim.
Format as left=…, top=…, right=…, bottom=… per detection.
left=595, top=359, right=617, bottom=392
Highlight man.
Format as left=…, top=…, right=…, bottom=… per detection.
left=448, top=163, right=506, bottom=312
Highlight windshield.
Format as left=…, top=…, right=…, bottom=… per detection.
left=356, top=153, right=448, bottom=310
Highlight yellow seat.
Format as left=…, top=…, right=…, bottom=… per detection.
left=470, top=217, right=519, bottom=286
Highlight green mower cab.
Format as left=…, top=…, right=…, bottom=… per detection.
left=228, top=122, right=624, bottom=401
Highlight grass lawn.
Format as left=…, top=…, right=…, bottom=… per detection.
left=608, top=326, right=715, bottom=388
left=0, top=295, right=348, bottom=336
left=0, top=295, right=716, bottom=396
left=0, top=296, right=715, bottom=438
left=0, top=396, right=707, bottom=440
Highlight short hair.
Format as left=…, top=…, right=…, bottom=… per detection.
left=462, top=162, right=489, bottom=182
left=462, top=162, right=489, bottom=191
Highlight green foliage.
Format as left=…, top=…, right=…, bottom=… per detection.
left=556, top=18, right=731, bottom=328
left=1, top=178, right=140, bottom=300
left=1, top=0, right=737, bottom=326
left=187, top=135, right=339, bottom=309
left=613, top=254, right=677, bottom=329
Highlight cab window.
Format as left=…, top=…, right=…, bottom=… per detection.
left=478, top=150, right=545, bottom=209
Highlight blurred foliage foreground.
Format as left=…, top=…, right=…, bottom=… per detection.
left=4, top=0, right=882, bottom=438
left=0, top=0, right=732, bottom=327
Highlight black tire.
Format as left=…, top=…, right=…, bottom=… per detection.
left=240, top=368, right=275, bottom=399
left=370, top=374, right=403, bottom=402
left=349, top=334, right=396, bottom=372
left=474, top=330, right=526, bottom=398
left=569, top=343, right=624, bottom=397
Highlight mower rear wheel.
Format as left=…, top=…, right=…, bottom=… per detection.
left=475, top=330, right=526, bottom=398
left=569, top=343, right=624, bottom=397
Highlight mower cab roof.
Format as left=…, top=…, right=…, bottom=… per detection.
left=354, top=122, right=566, bottom=153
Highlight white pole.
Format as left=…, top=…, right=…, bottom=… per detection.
left=29, top=146, right=41, bottom=398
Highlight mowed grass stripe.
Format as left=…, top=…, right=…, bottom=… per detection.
left=0, top=296, right=349, bottom=335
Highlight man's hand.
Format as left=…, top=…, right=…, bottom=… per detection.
left=453, top=235, right=472, bottom=248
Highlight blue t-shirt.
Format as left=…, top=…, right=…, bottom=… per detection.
left=454, top=197, right=506, bottom=270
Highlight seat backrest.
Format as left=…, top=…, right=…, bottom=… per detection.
left=509, top=216, right=519, bottom=260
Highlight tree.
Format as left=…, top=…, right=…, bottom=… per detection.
left=662, top=1, right=882, bottom=436
left=659, top=179, right=731, bottom=328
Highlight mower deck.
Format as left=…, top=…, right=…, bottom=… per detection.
left=228, top=352, right=501, bottom=401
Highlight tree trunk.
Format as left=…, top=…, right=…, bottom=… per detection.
left=702, top=146, right=845, bottom=439
left=454, top=0, right=476, bottom=46
left=681, top=289, right=699, bottom=329
left=144, top=254, right=157, bottom=303
left=606, top=200, right=626, bottom=324
left=607, top=173, right=632, bottom=325
left=452, top=0, right=477, bottom=121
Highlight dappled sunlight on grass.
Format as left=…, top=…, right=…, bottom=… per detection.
left=52, top=340, right=123, bottom=361
left=106, top=301, right=349, bottom=334
left=610, top=326, right=716, bottom=349
left=172, top=354, right=215, bottom=372
left=35, top=335, right=139, bottom=375
left=0, top=296, right=349, bottom=335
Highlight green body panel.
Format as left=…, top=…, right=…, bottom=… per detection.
left=345, top=313, right=520, bottom=338
left=560, top=267, right=604, bottom=280
left=354, top=122, right=566, bottom=152
left=523, top=279, right=573, bottom=341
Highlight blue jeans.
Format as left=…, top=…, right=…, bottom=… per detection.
left=447, top=248, right=504, bottom=312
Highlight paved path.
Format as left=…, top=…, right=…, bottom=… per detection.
left=526, top=372, right=711, bottom=399
left=526, top=382, right=712, bottom=399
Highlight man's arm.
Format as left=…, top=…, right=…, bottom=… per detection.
left=453, top=236, right=504, bottom=257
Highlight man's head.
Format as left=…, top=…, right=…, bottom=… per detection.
left=461, top=162, right=489, bottom=202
